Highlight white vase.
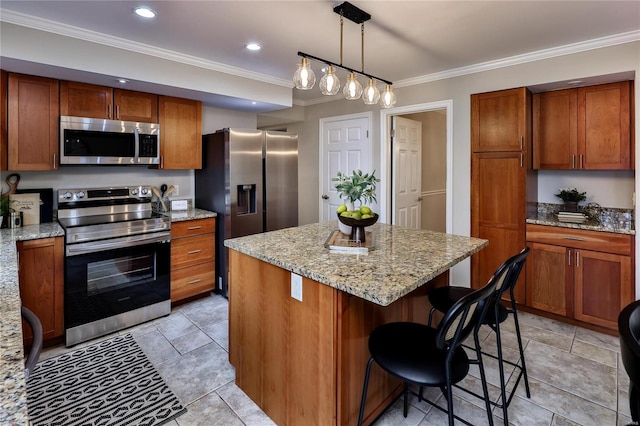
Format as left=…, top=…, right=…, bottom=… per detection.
left=337, top=201, right=354, bottom=235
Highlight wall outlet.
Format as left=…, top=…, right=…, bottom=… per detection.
left=291, top=273, right=303, bottom=302
left=172, top=184, right=180, bottom=196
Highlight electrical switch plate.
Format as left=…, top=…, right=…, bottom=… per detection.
left=173, top=185, right=180, bottom=196
left=291, top=273, right=303, bottom=302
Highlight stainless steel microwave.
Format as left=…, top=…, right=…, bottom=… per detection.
left=60, top=116, right=160, bottom=165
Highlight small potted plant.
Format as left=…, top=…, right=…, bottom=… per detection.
left=332, top=170, right=380, bottom=240
left=0, top=196, right=10, bottom=228
left=554, top=188, right=587, bottom=212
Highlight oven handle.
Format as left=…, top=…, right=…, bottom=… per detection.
left=66, top=231, right=171, bottom=257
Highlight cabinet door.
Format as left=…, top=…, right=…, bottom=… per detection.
left=1, top=70, right=7, bottom=171
left=471, top=87, right=529, bottom=152
left=471, top=151, right=526, bottom=301
left=8, top=73, right=59, bottom=171
left=17, top=237, right=64, bottom=345
left=525, top=242, right=573, bottom=316
left=158, top=96, right=202, bottom=169
left=574, top=249, right=633, bottom=329
left=533, top=89, right=578, bottom=169
left=60, top=81, right=113, bottom=119
left=578, top=81, right=631, bottom=170
left=113, top=89, right=158, bottom=123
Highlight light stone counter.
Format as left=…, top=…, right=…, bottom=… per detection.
left=1, top=222, right=65, bottom=426
left=224, top=221, right=488, bottom=306
left=527, top=214, right=635, bottom=235
left=159, top=208, right=217, bottom=222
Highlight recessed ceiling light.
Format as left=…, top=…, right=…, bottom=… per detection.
left=251, top=101, right=257, bottom=105
left=246, top=43, right=261, bottom=51
left=567, top=80, right=583, bottom=85
left=133, top=6, right=156, bottom=18
left=117, top=78, right=129, bottom=84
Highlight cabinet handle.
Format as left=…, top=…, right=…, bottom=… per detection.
left=520, top=152, right=523, bottom=168
left=568, top=249, right=572, bottom=266
left=187, top=279, right=202, bottom=285
left=571, top=154, right=575, bottom=169
left=188, top=226, right=203, bottom=230
left=53, top=153, right=56, bottom=170
left=160, top=155, right=164, bottom=169
left=576, top=251, right=580, bottom=267
left=116, top=104, right=120, bottom=120
left=563, top=235, right=584, bottom=241
left=108, top=104, right=112, bottom=119
left=580, top=154, right=584, bottom=169
left=520, top=136, right=524, bottom=150
left=188, top=249, right=202, bottom=255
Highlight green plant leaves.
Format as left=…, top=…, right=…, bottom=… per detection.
left=332, top=169, right=380, bottom=206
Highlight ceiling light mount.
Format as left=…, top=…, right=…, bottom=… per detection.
left=293, top=1, right=395, bottom=108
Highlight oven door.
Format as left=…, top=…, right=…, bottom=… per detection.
left=64, top=232, right=171, bottom=330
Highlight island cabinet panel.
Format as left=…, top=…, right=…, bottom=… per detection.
left=526, top=224, right=634, bottom=331
left=8, top=73, right=59, bottom=171
left=17, top=237, right=64, bottom=346
left=228, top=249, right=447, bottom=426
left=170, top=218, right=215, bottom=302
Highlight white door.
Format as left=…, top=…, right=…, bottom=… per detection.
left=392, top=116, right=422, bottom=228
left=319, top=114, right=371, bottom=221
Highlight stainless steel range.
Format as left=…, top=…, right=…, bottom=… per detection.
left=57, top=186, right=171, bottom=346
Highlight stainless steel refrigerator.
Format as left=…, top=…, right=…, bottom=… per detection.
left=195, top=128, right=298, bottom=297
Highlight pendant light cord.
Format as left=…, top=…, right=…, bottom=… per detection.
left=361, top=23, right=365, bottom=72
left=340, top=12, right=344, bottom=66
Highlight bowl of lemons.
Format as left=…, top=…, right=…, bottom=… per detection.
left=336, top=204, right=378, bottom=242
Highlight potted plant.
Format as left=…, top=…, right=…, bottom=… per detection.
left=554, top=188, right=587, bottom=212
left=332, top=170, right=380, bottom=238
left=0, top=196, right=10, bottom=228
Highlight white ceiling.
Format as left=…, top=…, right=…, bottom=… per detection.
left=1, top=1, right=639, bottom=112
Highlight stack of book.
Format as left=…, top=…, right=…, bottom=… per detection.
left=557, top=211, right=588, bottom=223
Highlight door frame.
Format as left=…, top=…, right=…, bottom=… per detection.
left=380, top=100, right=453, bottom=233
left=318, top=111, right=373, bottom=220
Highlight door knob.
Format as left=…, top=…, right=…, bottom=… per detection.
left=321, top=194, right=329, bottom=200
left=417, top=197, right=423, bottom=202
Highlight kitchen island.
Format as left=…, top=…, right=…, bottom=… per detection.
left=224, top=221, right=488, bottom=426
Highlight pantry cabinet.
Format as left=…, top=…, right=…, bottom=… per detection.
left=158, top=96, right=202, bottom=169
left=8, top=73, right=59, bottom=171
left=471, top=87, right=536, bottom=303
left=533, top=81, right=632, bottom=170
left=526, top=224, right=634, bottom=330
left=17, top=237, right=64, bottom=346
left=60, top=81, right=158, bottom=123
left=170, top=217, right=215, bottom=302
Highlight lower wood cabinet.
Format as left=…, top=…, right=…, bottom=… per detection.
left=17, top=237, right=64, bottom=345
left=526, top=224, right=634, bottom=330
left=170, top=217, right=216, bottom=302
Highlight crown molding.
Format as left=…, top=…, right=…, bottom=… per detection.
left=394, top=30, right=640, bottom=88
left=0, top=9, right=293, bottom=88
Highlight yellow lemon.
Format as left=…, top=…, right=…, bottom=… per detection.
left=336, top=204, right=347, bottom=214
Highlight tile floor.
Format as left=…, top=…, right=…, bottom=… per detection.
left=40, top=294, right=634, bottom=426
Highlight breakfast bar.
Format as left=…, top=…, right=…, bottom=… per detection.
left=224, top=221, right=487, bottom=425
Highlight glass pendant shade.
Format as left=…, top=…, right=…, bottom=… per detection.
left=379, top=85, right=397, bottom=108
left=319, top=66, right=341, bottom=95
left=363, top=79, right=381, bottom=105
left=343, top=73, right=363, bottom=100
left=293, top=57, right=316, bottom=90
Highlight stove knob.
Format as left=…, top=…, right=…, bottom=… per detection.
left=75, top=191, right=85, bottom=199
left=131, top=188, right=139, bottom=196
left=62, top=191, right=73, bottom=200
left=140, top=188, right=149, bottom=196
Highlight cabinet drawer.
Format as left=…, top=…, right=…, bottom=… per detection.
left=172, top=217, right=215, bottom=238
left=526, top=224, right=632, bottom=255
left=171, top=234, right=215, bottom=269
left=171, top=262, right=215, bottom=302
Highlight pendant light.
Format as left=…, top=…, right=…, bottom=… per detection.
left=293, top=57, right=316, bottom=90
left=363, top=78, right=380, bottom=105
left=343, top=73, right=363, bottom=100
left=320, top=66, right=341, bottom=95
left=379, top=84, right=397, bottom=108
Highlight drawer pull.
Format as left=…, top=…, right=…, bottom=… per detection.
left=188, top=226, right=203, bottom=230
left=568, top=249, right=572, bottom=266
left=563, top=236, right=584, bottom=241
left=187, top=279, right=202, bottom=285
left=188, top=249, right=202, bottom=254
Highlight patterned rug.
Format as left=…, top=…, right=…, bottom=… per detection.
left=27, top=333, right=186, bottom=426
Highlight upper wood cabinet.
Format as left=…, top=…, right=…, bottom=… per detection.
left=533, top=81, right=632, bottom=170
left=471, top=87, right=530, bottom=153
left=1, top=70, right=7, bottom=171
left=60, top=81, right=158, bottom=123
left=158, top=96, right=202, bottom=169
left=8, top=73, right=59, bottom=171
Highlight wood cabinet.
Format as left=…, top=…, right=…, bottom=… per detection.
left=526, top=224, right=634, bottom=330
left=533, top=81, right=632, bottom=170
left=170, top=217, right=215, bottom=302
left=1, top=70, right=7, bottom=171
left=158, top=96, right=202, bottom=169
left=471, top=87, right=536, bottom=304
left=60, top=81, right=158, bottom=123
left=17, top=237, right=64, bottom=345
left=7, top=73, right=59, bottom=171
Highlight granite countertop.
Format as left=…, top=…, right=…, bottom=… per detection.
left=0, top=208, right=216, bottom=425
left=224, top=221, right=488, bottom=306
left=526, top=213, right=635, bottom=236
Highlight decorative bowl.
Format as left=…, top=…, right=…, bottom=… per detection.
left=337, top=213, right=378, bottom=243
